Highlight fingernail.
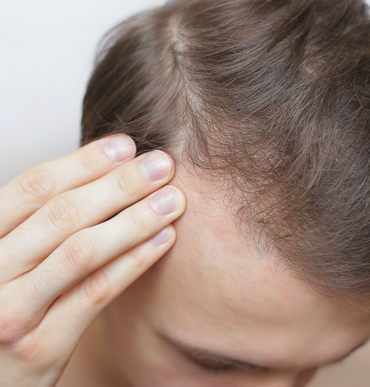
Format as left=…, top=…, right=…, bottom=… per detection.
left=104, top=135, right=136, bottom=163
left=139, top=151, right=171, bottom=181
left=150, top=186, right=181, bottom=215
left=150, top=227, right=172, bottom=245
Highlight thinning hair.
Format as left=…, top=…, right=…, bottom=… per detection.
left=82, top=0, right=370, bottom=305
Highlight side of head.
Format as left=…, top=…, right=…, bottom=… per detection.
left=81, top=0, right=370, bottom=385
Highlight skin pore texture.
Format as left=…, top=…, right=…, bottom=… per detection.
left=57, top=163, right=370, bottom=387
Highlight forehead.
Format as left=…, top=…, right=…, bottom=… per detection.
left=146, top=167, right=370, bottom=368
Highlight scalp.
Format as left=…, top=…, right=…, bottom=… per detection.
left=81, top=0, right=370, bottom=305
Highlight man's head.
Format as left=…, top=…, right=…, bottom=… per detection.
left=81, top=0, right=370, bottom=385
left=82, top=0, right=370, bottom=303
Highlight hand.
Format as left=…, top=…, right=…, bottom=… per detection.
left=0, top=135, right=185, bottom=387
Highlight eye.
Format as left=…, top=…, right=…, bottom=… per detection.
left=186, top=353, right=270, bottom=375
left=188, top=356, right=234, bottom=373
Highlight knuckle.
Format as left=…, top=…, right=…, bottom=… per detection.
left=130, top=249, right=147, bottom=269
left=129, top=210, right=149, bottom=234
left=115, top=168, right=137, bottom=198
left=78, top=150, right=103, bottom=174
left=46, top=195, right=81, bottom=232
left=18, top=168, right=55, bottom=204
left=0, top=305, right=28, bottom=344
left=83, top=270, right=111, bottom=305
left=13, top=333, right=50, bottom=366
left=62, top=233, right=98, bottom=273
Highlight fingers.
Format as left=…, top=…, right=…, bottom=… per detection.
left=0, top=228, right=176, bottom=387
left=0, top=150, right=175, bottom=282
left=5, top=184, right=184, bottom=335
left=0, top=135, right=136, bottom=238
left=17, top=226, right=176, bottom=365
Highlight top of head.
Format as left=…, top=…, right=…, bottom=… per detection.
left=81, top=0, right=370, bottom=307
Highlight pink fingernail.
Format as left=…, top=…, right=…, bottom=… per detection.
left=139, top=151, right=171, bottom=181
left=150, top=186, right=180, bottom=215
left=150, top=227, right=172, bottom=246
left=104, top=135, right=136, bottom=163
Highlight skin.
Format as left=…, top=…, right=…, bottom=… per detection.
left=0, top=135, right=186, bottom=387
left=57, top=162, right=370, bottom=387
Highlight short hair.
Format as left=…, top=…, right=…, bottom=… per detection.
left=81, top=0, right=370, bottom=305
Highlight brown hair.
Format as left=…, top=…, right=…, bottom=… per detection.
left=82, top=0, right=370, bottom=304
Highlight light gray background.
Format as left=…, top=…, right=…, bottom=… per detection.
left=0, top=0, right=167, bottom=185
left=1, top=1, right=370, bottom=386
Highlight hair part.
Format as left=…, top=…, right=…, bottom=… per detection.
left=82, top=0, right=370, bottom=306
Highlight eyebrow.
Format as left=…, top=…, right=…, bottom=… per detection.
left=162, top=335, right=369, bottom=372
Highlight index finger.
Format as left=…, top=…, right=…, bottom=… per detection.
left=0, top=135, right=136, bottom=238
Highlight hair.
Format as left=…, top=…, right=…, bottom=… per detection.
left=81, top=0, right=370, bottom=305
